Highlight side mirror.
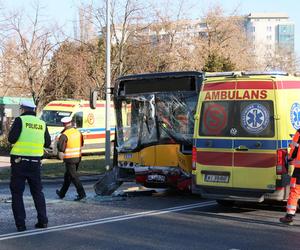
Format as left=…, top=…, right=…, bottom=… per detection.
left=90, top=89, right=98, bottom=109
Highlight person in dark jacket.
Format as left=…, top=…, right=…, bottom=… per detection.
left=56, top=116, right=86, bottom=201
left=8, top=100, right=51, bottom=232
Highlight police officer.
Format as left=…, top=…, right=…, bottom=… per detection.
left=56, top=116, right=86, bottom=201
left=280, top=128, right=300, bottom=225
left=8, top=100, right=51, bottom=232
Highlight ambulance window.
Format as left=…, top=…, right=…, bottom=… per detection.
left=237, top=100, right=274, bottom=137
left=73, top=112, right=83, bottom=128
left=199, top=100, right=274, bottom=137
left=40, top=110, right=71, bottom=126
left=199, top=101, right=234, bottom=136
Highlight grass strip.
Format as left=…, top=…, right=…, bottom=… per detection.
left=0, top=155, right=108, bottom=180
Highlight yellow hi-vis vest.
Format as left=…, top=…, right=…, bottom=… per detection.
left=63, top=128, right=82, bottom=159
left=11, top=115, right=46, bottom=157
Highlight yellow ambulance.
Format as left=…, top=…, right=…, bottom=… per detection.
left=40, top=99, right=115, bottom=156
left=192, top=71, right=300, bottom=205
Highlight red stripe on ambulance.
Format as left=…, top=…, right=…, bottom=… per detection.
left=47, top=103, right=75, bottom=107
left=84, top=133, right=115, bottom=140
left=234, top=152, right=277, bottom=168
left=275, top=81, right=300, bottom=89
left=197, top=151, right=232, bottom=166
left=203, top=82, right=235, bottom=91
left=81, top=103, right=114, bottom=108
left=197, top=151, right=276, bottom=168
left=236, top=81, right=274, bottom=89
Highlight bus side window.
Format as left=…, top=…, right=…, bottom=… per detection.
left=73, top=112, right=83, bottom=128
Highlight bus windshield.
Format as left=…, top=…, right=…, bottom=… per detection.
left=40, top=110, right=72, bottom=127
left=115, top=92, right=197, bottom=152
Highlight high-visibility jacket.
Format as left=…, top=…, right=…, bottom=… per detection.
left=286, top=130, right=300, bottom=214
left=10, top=115, right=46, bottom=157
left=289, top=130, right=300, bottom=169
left=63, top=128, right=82, bottom=159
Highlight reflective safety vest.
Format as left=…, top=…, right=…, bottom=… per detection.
left=63, top=128, right=82, bottom=159
left=11, top=115, right=46, bottom=157
left=289, top=130, right=300, bottom=169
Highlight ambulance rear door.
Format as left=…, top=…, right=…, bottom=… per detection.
left=231, top=79, right=277, bottom=192
left=197, top=80, right=236, bottom=188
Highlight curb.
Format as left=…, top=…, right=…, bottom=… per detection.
left=0, top=174, right=102, bottom=185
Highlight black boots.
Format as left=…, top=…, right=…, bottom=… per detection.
left=74, top=193, right=86, bottom=201
left=16, top=222, right=47, bottom=232
left=279, top=214, right=294, bottom=225
left=35, top=222, right=48, bottom=228
left=17, top=225, right=26, bottom=232
left=56, top=189, right=64, bottom=199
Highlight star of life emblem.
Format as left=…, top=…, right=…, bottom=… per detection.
left=290, top=102, right=300, bottom=130
left=241, top=103, right=270, bottom=134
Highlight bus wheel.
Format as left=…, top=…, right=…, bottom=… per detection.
left=216, top=200, right=235, bottom=207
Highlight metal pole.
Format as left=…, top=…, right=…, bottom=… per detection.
left=105, top=0, right=111, bottom=169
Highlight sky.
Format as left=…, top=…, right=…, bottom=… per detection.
left=4, top=0, right=300, bottom=54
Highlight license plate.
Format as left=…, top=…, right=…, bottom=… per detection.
left=204, top=174, right=229, bottom=183
left=147, top=174, right=166, bottom=183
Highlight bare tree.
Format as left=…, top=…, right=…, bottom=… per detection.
left=0, top=39, right=25, bottom=96
left=192, top=5, right=258, bottom=72
left=107, top=0, right=195, bottom=74
left=6, top=3, right=59, bottom=108
left=264, top=46, right=298, bottom=74
left=43, top=39, right=105, bottom=105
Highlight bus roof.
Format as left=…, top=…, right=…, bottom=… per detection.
left=116, top=71, right=203, bottom=82
left=115, top=71, right=203, bottom=96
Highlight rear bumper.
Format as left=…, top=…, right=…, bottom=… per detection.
left=192, top=175, right=289, bottom=202
left=118, top=165, right=191, bottom=189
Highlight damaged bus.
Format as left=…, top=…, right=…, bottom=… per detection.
left=111, top=71, right=203, bottom=192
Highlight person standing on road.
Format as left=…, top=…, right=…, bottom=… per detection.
left=56, top=116, right=86, bottom=201
left=280, top=128, right=300, bottom=225
left=8, top=100, right=51, bottom=232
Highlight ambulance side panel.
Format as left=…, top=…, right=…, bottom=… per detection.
left=80, top=102, right=116, bottom=154
left=276, top=79, right=300, bottom=142
left=42, top=100, right=115, bottom=155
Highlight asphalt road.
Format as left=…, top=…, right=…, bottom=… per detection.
left=0, top=180, right=300, bottom=250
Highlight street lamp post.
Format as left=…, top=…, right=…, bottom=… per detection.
left=105, top=0, right=111, bottom=169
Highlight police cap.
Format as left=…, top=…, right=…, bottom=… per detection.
left=61, top=116, right=72, bottom=124
left=20, top=100, right=36, bottom=110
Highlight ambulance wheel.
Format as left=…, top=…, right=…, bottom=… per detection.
left=216, top=200, right=235, bottom=207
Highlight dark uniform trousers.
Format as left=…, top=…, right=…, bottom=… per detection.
left=10, top=158, right=48, bottom=227
left=60, top=162, right=85, bottom=197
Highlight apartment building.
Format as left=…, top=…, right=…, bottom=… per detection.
left=110, top=12, right=295, bottom=67
left=245, top=13, right=295, bottom=60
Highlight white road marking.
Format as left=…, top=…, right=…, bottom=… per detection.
left=0, top=201, right=216, bottom=241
